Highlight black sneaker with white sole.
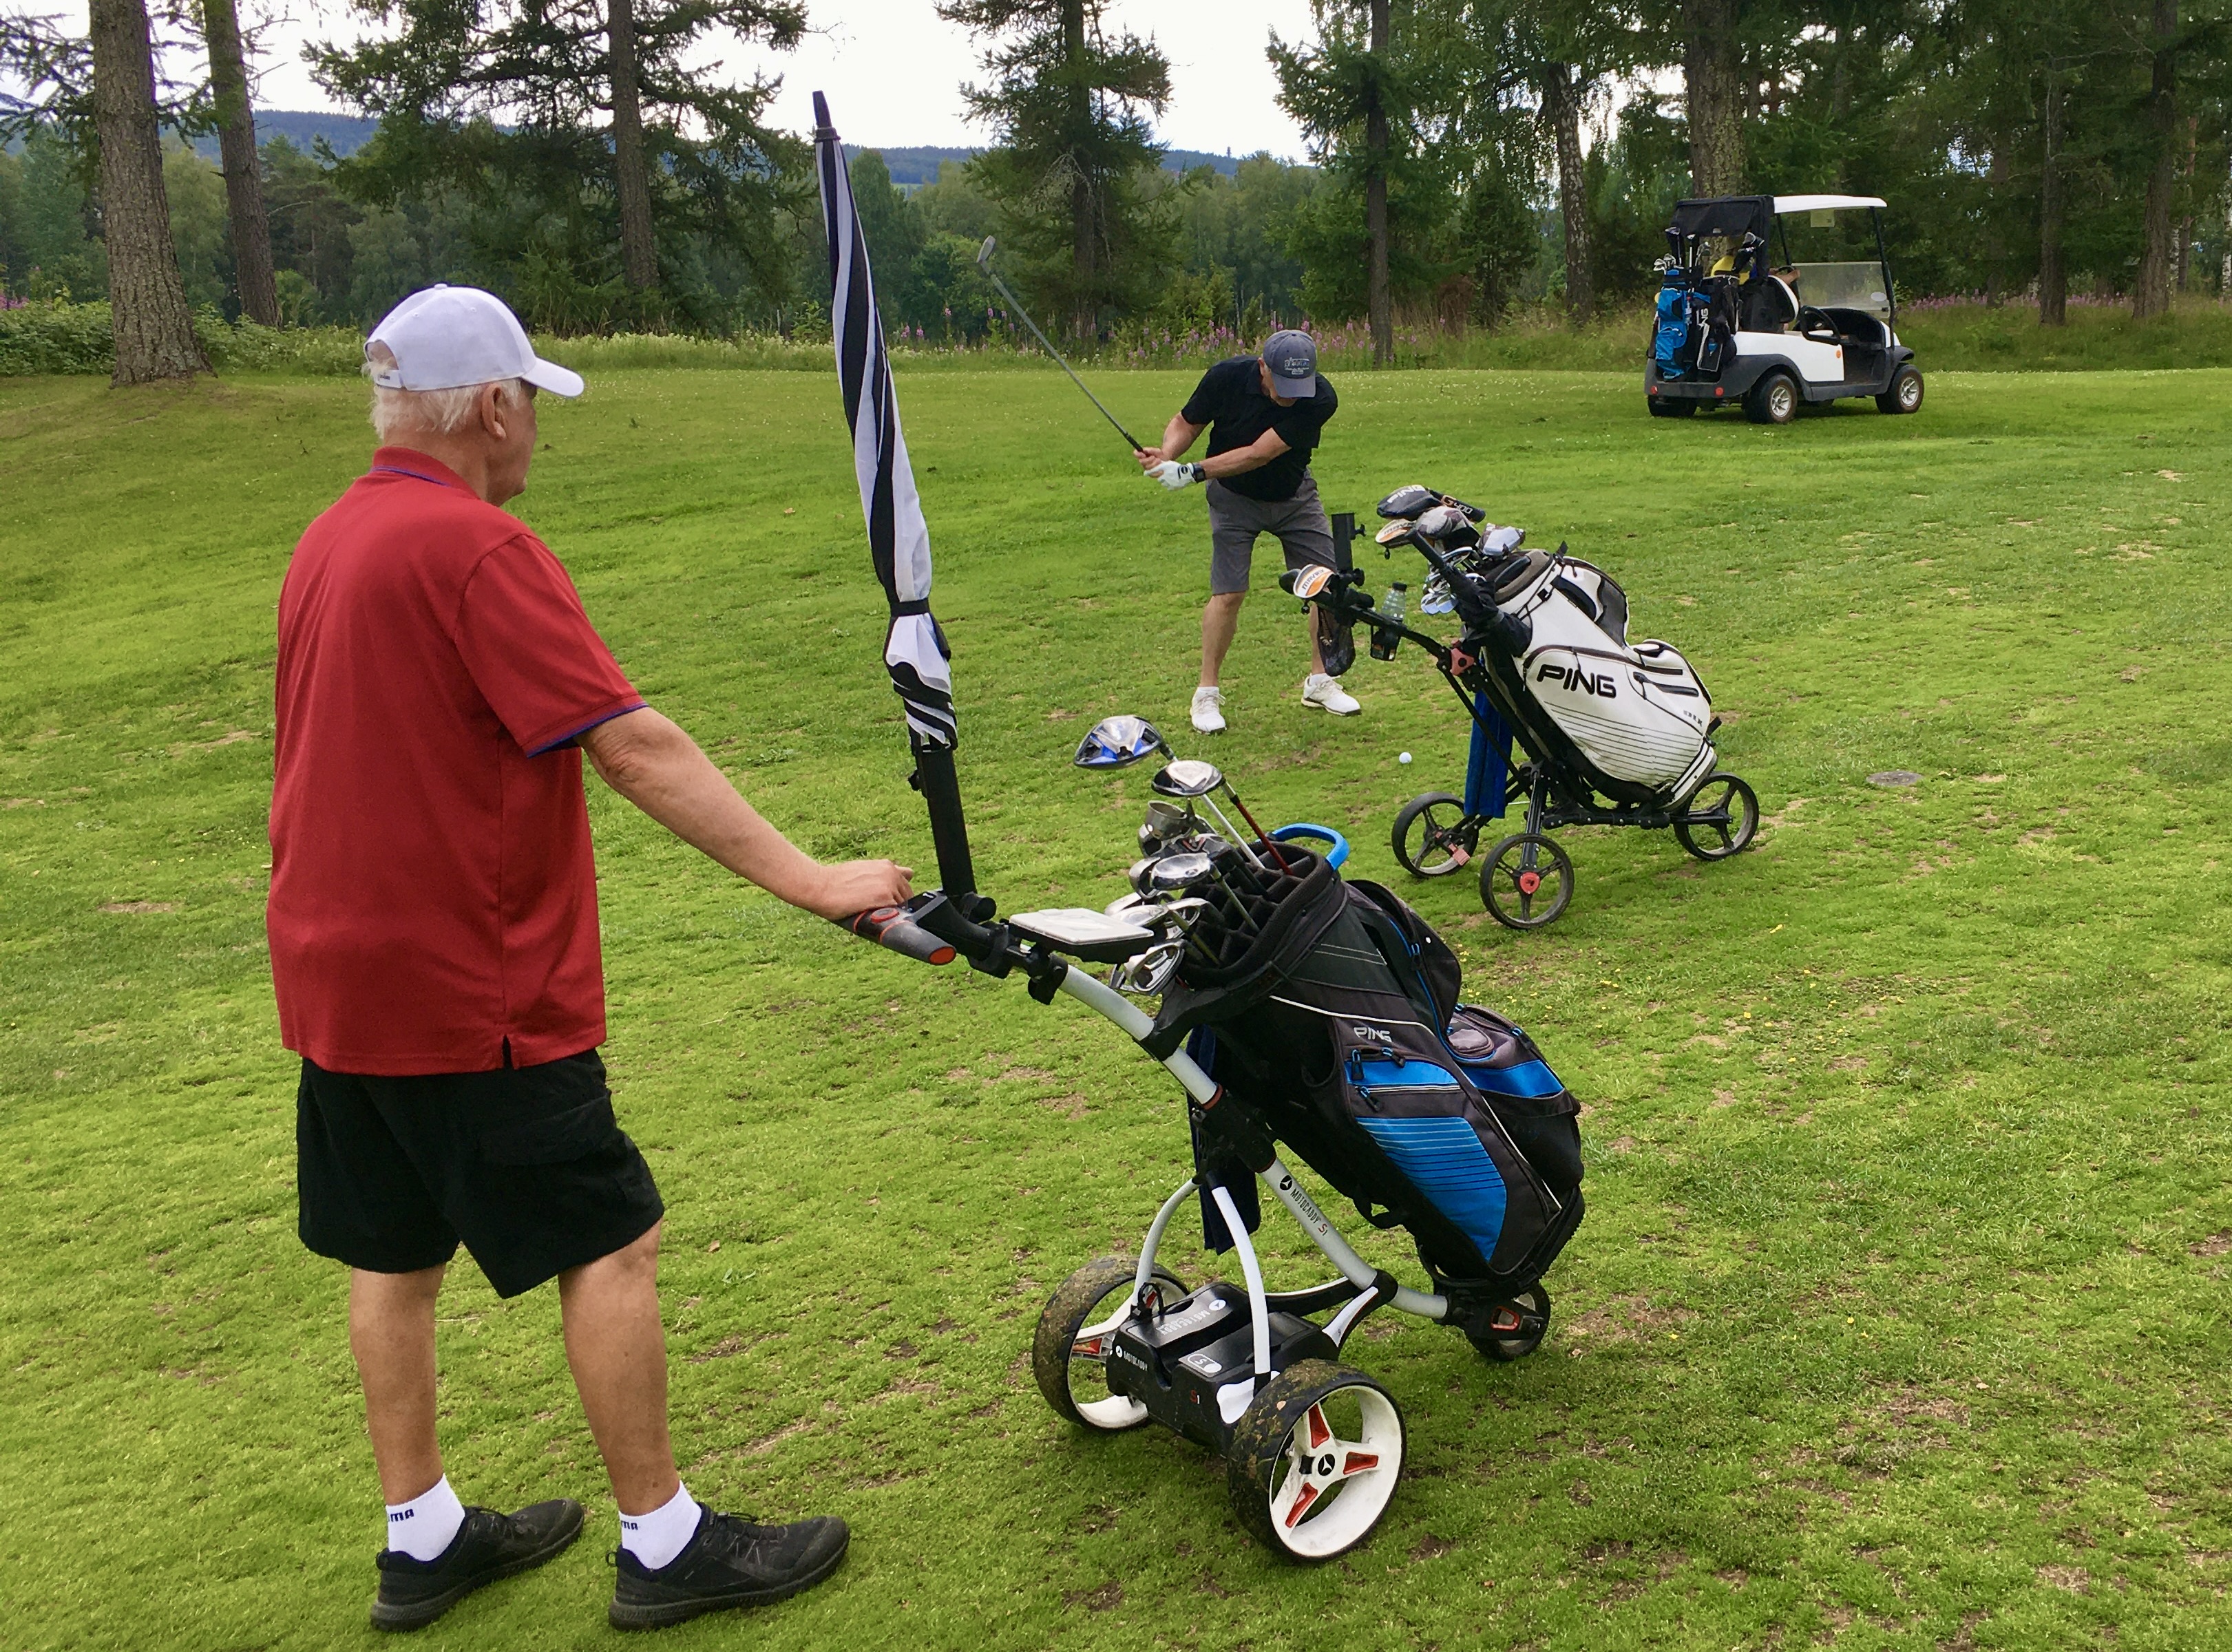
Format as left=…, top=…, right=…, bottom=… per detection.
left=609, top=1507, right=849, bottom=1630
left=370, top=1499, right=585, bottom=1631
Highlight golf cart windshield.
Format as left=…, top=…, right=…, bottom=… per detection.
left=1785, top=261, right=1891, bottom=317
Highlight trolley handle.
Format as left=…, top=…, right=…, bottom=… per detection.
left=836, top=904, right=957, bottom=966
left=1270, top=823, right=1350, bottom=870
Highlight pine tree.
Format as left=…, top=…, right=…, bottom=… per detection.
left=197, top=0, right=277, bottom=324
left=936, top=0, right=1173, bottom=338
left=90, top=0, right=209, bottom=381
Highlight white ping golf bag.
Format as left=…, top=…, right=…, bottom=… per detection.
left=1485, top=552, right=1719, bottom=806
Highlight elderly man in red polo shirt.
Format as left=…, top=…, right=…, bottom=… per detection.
left=270, top=285, right=912, bottom=1633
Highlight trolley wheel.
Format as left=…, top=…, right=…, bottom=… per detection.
left=1032, top=1256, right=1186, bottom=1432
left=1463, top=1286, right=1552, bottom=1363
left=1225, top=1359, right=1405, bottom=1563
left=1479, top=833, right=1575, bottom=930
left=1391, top=792, right=1477, bottom=878
left=1672, top=774, right=1760, bottom=862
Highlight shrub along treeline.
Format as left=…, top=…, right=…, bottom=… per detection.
left=3, top=0, right=2229, bottom=383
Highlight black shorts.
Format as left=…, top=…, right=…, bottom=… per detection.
left=297, top=1049, right=664, bottom=1298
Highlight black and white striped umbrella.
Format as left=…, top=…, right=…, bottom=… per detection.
left=813, top=94, right=978, bottom=902
left=813, top=92, right=955, bottom=754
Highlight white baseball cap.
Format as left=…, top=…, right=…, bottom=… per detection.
left=366, top=284, right=585, bottom=398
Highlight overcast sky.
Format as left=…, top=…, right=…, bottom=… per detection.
left=46, top=0, right=1321, bottom=161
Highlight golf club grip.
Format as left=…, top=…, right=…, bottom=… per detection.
left=841, top=907, right=957, bottom=966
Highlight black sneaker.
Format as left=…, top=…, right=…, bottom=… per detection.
left=370, top=1499, right=585, bottom=1631
left=609, top=1506, right=849, bottom=1630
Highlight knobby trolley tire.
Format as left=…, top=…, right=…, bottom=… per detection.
left=1033, top=1256, right=1186, bottom=1432
left=1225, top=1359, right=1406, bottom=1562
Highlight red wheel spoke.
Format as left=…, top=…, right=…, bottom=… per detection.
left=1283, top=1481, right=1323, bottom=1527
left=1304, top=1403, right=1332, bottom=1450
left=1071, top=1335, right=1104, bottom=1359
left=1338, top=1450, right=1380, bottom=1477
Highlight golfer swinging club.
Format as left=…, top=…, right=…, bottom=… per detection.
left=1137, top=329, right=1356, bottom=733
left=269, top=285, right=913, bottom=1632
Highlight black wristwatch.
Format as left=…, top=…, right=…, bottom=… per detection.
left=1184, top=463, right=1206, bottom=484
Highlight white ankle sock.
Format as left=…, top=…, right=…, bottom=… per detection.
left=619, top=1482, right=702, bottom=1572
left=385, top=1476, right=465, bottom=1562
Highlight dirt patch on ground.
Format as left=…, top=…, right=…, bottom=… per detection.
left=1564, top=1294, right=1697, bottom=1346
left=100, top=900, right=176, bottom=914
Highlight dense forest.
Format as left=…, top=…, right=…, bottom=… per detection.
left=2, top=0, right=2228, bottom=383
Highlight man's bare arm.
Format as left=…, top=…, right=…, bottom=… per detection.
left=1136, top=414, right=1203, bottom=468
left=1194, top=427, right=1290, bottom=479
left=580, top=707, right=912, bottom=920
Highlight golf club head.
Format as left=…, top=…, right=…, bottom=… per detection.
left=1144, top=851, right=1217, bottom=897
left=1150, top=759, right=1224, bottom=798
left=1281, top=564, right=1339, bottom=600
left=976, top=235, right=997, bottom=271
left=1075, top=714, right=1169, bottom=770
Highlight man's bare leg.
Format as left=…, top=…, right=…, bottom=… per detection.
left=350, top=1263, right=450, bottom=1504
left=1200, top=591, right=1245, bottom=688
left=558, top=1222, right=680, bottom=1516
left=1305, top=608, right=1327, bottom=676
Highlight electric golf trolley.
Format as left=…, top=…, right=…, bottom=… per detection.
left=1283, top=485, right=1761, bottom=931
left=846, top=718, right=1583, bottom=1561
left=1647, top=193, right=1923, bottom=425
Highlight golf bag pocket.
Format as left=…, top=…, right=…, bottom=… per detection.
left=1445, top=1006, right=1583, bottom=1197
left=1325, top=1021, right=1558, bottom=1280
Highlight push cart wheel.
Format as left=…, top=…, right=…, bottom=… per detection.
left=1745, top=370, right=1798, bottom=426
left=1033, top=1256, right=1186, bottom=1432
left=1391, top=792, right=1476, bottom=879
left=1463, top=1286, right=1552, bottom=1363
left=1226, top=1359, right=1405, bottom=1563
left=1479, top=833, right=1575, bottom=931
left=1672, top=774, right=1760, bottom=862
left=1876, top=364, right=1924, bottom=415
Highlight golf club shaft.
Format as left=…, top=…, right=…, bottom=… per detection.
left=980, top=266, right=1146, bottom=454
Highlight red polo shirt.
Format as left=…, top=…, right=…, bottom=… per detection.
left=268, top=449, right=644, bottom=1075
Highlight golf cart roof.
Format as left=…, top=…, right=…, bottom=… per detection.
left=1670, top=193, right=1886, bottom=241
left=1772, top=193, right=1886, bottom=214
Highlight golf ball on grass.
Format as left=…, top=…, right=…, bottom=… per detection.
left=1399, top=752, right=1412, bottom=765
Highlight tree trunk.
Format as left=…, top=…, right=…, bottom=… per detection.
left=90, top=0, right=209, bottom=383
left=608, top=0, right=658, bottom=292
left=1542, top=63, right=1592, bottom=324
left=198, top=0, right=277, bottom=326
left=2039, top=70, right=2066, bottom=328
left=1683, top=0, right=1744, bottom=195
left=1064, top=0, right=1095, bottom=338
left=2133, top=0, right=2178, bottom=321
left=2221, top=149, right=2231, bottom=299
left=1984, top=145, right=2008, bottom=308
left=1365, top=0, right=1391, bottom=367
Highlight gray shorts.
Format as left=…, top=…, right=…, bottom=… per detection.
left=1206, top=473, right=1335, bottom=595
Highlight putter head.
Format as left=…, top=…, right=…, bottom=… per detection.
left=1150, top=759, right=1224, bottom=799
left=976, top=235, right=997, bottom=271
left=1075, top=714, right=1169, bottom=770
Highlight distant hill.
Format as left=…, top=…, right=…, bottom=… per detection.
left=201, top=116, right=1277, bottom=178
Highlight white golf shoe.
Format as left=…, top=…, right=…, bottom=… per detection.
left=1302, top=673, right=1360, bottom=716
left=1190, top=685, right=1228, bottom=734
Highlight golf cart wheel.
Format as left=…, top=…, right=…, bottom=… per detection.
left=1877, top=365, right=1924, bottom=415
left=1463, top=1286, right=1552, bottom=1363
left=1225, top=1359, right=1405, bottom=1563
left=1672, top=774, right=1760, bottom=862
left=1033, top=1256, right=1186, bottom=1432
left=1746, top=371, right=1798, bottom=426
left=1646, top=395, right=1695, bottom=419
left=1391, top=792, right=1477, bottom=879
left=1479, top=833, right=1575, bottom=931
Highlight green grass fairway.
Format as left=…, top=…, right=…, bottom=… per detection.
left=6, top=363, right=2231, bottom=1651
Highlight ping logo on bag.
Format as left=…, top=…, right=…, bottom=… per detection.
left=1350, top=1024, right=1393, bottom=1045
left=1537, top=661, right=1617, bottom=699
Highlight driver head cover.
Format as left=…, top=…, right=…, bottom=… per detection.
left=367, top=285, right=585, bottom=398
left=1262, top=329, right=1318, bottom=399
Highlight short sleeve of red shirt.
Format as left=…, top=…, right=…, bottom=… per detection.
left=457, top=536, right=642, bottom=755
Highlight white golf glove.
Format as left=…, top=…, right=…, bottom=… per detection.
left=1148, top=460, right=1204, bottom=489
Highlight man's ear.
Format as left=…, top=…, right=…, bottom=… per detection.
left=479, top=381, right=512, bottom=441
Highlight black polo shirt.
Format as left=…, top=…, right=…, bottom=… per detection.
left=1180, top=355, right=1338, bottom=502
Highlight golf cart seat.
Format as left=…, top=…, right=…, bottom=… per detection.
left=1743, top=277, right=1800, bottom=333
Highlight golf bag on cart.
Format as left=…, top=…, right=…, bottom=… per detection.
left=1145, top=861, right=1584, bottom=1317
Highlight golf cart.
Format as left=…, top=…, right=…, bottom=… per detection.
left=1646, top=194, right=1922, bottom=425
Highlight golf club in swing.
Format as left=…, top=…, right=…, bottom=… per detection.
left=976, top=236, right=1148, bottom=455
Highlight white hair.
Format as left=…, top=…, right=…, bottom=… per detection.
left=364, top=343, right=527, bottom=441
